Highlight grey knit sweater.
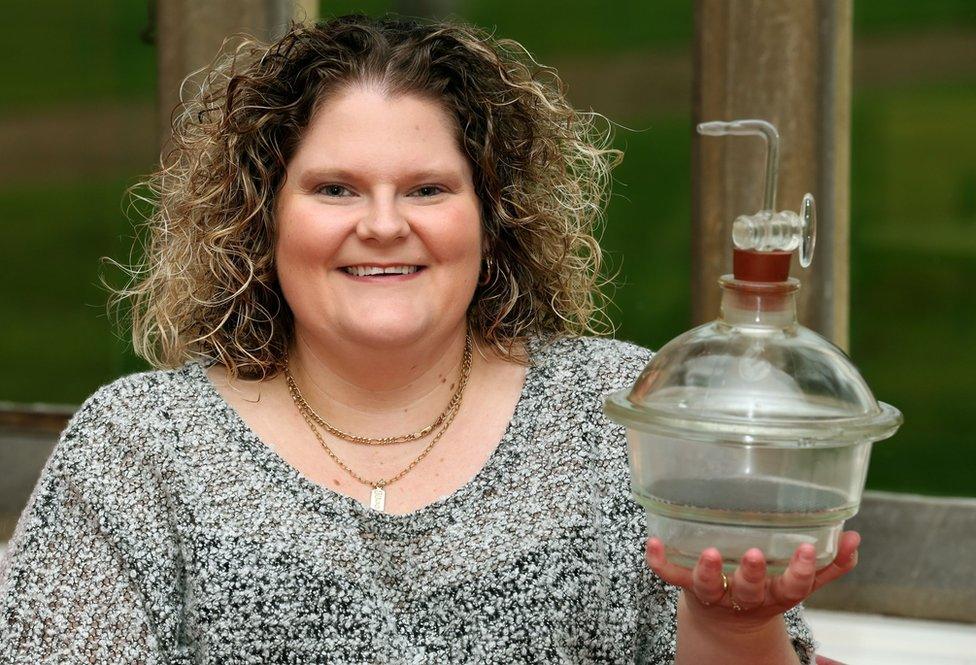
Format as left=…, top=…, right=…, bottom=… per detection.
left=0, top=335, right=816, bottom=664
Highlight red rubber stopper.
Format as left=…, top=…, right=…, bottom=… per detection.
left=733, top=249, right=792, bottom=282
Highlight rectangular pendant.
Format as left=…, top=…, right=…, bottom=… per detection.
left=370, top=486, right=386, bottom=512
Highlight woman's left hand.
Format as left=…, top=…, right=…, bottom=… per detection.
left=645, top=531, right=861, bottom=626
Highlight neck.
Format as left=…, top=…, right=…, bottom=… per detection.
left=285, top=323, right=477, bottom=437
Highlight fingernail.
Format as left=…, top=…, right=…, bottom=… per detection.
left=747, top=548, right=764, bottom=563
left=799, top=547, right=815, bottom=562
left=848, top=550, right=859, bottom=566
left=703, top=555, right=720, bottom=570
left=647, top=540, right=663, bottom=564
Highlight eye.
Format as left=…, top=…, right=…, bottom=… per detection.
left=318, top=184, right=352, bottom=197
left=412, top=185, right=444, bottom=197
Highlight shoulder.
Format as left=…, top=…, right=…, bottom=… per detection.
left=53, top=361, right=204, bottom=475
left=537, top=335, right=655, bottom=394
left=531, top=336, right=655, bottom=465
left=63, top=361, right=200, bottom=431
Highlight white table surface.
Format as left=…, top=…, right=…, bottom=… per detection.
left=806, top=608, right=976, bottom=665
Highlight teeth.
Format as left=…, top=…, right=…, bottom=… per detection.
left=343, top=265, right=420, bottom=277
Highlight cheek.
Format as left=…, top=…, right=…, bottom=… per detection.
left=433, top=200, right=483, bottom=264
left=448, top=225, right=483, bottom=264
left=276, top=207, right=344, bottom=272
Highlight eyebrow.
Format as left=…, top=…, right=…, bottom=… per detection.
left=299, top=167, right=464, bottom=183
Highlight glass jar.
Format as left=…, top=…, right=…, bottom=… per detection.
left=605, top=119, right=902, bottom=573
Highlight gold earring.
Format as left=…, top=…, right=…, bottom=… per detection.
left=478, top=255, right=493, bottom=286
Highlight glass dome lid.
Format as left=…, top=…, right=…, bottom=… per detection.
left=605, top=118, right=902, bottom=448
left=603, top=291, right=903, bottom=448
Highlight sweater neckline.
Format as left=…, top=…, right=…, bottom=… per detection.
left=188, top=336, right=552, bottom=533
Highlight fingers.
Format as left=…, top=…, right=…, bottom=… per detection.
left=646, top=540, right=732, bottom=608
left=769, top=543, right=818, bottom=607
left=691, top=548, right=728, bottom=605
left=645, top=538, right=693, bottom=588
left=812, top=531, right=861, bottom=592
left=729, top=548, right=768, bottom=609
left=648, top=533, right=862, bottom=613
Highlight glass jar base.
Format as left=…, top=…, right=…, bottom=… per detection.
left=646, top=511, right=842, bottom=574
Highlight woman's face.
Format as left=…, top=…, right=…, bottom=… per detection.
left=275, top=87, right=483, bottom=351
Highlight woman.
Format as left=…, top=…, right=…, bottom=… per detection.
left=0, top=14, right=857, bottom=664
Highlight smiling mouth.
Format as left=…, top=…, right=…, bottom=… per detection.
left=340, top=266, right=426, bottom=277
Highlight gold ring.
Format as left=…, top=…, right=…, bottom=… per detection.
left=724, top=573, right=745, bottom=611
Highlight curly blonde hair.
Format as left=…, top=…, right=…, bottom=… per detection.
left=105, top=13, right=623, bottom=380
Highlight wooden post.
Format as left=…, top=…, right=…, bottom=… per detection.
left=692, top=0, right=852, bottom=349
left=156, top=0, right=319, bottom=151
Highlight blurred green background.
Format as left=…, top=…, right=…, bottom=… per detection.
left=2, top=1, right=973, bottom=497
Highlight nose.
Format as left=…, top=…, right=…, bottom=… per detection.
left=355, top=195, right=411, bottom=244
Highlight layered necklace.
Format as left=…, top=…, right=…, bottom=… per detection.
left=284, top=329, right=473, bottom=512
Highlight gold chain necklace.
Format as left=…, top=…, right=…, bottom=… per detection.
left=285, top=332, right=473, bottom=512
left=284, top=329, right=471, bottom=445
left=284, top=340, right=467, bottom=446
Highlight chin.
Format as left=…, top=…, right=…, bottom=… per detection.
left=337, top=321, right=433, bottom=349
